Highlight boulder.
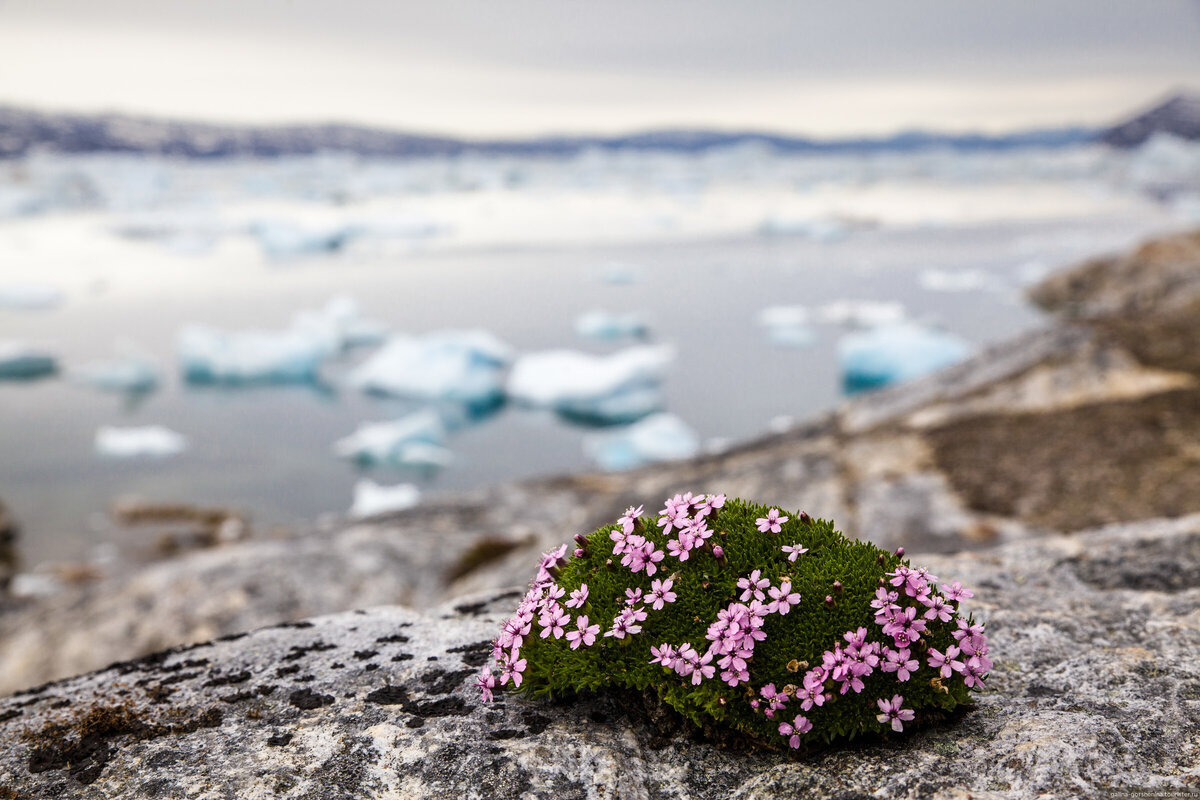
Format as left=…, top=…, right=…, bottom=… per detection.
left=0, top=515, right=1197, bottom=798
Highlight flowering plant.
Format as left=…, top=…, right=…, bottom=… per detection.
left=478, top=494, right=989, bottom=749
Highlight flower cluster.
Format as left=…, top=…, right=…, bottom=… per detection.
left=479, top=494, right=988, bottom=750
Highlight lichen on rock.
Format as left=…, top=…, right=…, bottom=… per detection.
left=480, top=494, right=988, bottom=749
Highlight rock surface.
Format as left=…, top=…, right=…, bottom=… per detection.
left=1, top=515, right=1198, bottom=799
left=2, top=228, right=1200, bottom=695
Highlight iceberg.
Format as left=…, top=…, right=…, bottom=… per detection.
left=838, top=322, right=972, bottom=394
left=0, top=341, right=57, bottom=379
left=333, top=411, right=453, bottom=470
left=817, top=300, right=907, bottom=328
left=249, top=220, right=355, bottom=260
left=348, top=479, right=420, bottom=519
left=0, top=283, right=63, bottom=311
left=574, top=310, right=648, bottom=341
left=583, top=412, right=700, bottom=471
left=95, top=425, right=188, bottom=458
left=177, top=324, right=334, bottom=384
left=71, top=346, right=160, bottom=393
left=918, top=268, right=997, bottom=293
left=348, top=330, right=513, bottom=407
left=507, top=344, right=674, bottom=425
left=758, top=305, right=815, bottom=348
left=291, top=295, right=389, bottom=350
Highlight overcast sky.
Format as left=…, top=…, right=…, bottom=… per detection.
left=1, top=0, right=1199, bottom=137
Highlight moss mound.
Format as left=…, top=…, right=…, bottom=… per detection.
left=478, top=494, right=989, bottom=750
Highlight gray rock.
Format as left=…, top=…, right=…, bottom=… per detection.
left=1, top=515, right=1198, bottom=799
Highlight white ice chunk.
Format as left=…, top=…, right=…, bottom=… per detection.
left=349, top=479, right=420, bottom=519
left=0, top=283, right=63, bottom=310
left=250, top=220, right=355, bottom=260
left=178, top=324, right=334, bottom=384
left=95, top=425, right=188, bottom=458
left=584, top=412, right=700, bottom=471
left=758, top=305, right=816, bottom=348
left=574, top=310, right=648, bottom=340
left=817, top=300, right=907, bottom=328
left=291, top=295, right=389, bottom=350
left=918, top=268, right=998, bottom=293
left=332, top=411, right=452, bottom=469
left=0, top=341, right=57, bottom=379
left=507, top=344, right=674, bottom=425
left=839, top=322, right=972, bottom=393
left=71, top=344, right=160, bottom=393
left=348, top=330, right=512, bottom=405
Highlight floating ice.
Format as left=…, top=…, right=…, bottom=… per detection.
left=332, top=411, right=453, bottom=469
left=507, top=344, right=674, bottom=425
left=348, top=330, right=513, bottom=406
left=0, top=283, right=63, bottom=311
left=291, top=295, right=389, bottom=350
left=177, top=325, right=334, bottom=384
left=249, top=220, right=355, bottom=260
left=348, top=479, right=420, bottom=519
left=758, top=305, right=816, bottom=348
left=0, top=341, right=57, bottom=379
left=95, top=425, right=188, bottom=458
left=918, top=268, right=998, bottom=293
left=817, top=300, right=907, bottom=328
left=71, top=346, right=160, bottom=393
left=839, top=322, right=972, bottom=394
left=574, top=310, right=648, bottom=340
left=758, top=216, right=849, bottom=242
left=583, top=412, right=700, bottom=471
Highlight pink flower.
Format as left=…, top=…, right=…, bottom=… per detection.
left=538, top=603, right=570, bottom=639
left=649, top=577, right=677, bottom=610
left=876, top=695, right=915, bottom=732
left=641, top=540, right=665, bottom=576
left=756, top=508, right=788, bottom=533
left=625, top=587, right=644, bottom=606
left=617, top=504, right=643, bottom=534
left=476, top=666, right=497, bottom=703
left=539, top=544, right=568, bottom=572
left=500, top=653, right=527, bottom=687
left=565, top=583, right=589, bottom=609
left=881, top=647, right=919, bottom=682
left=673, top=643, right=699, bottom=677
left=927, top=645, right=964, bottom=679
left=778, top=714, right=812, bottom=748
left=565, top=615, right=600, bottom=649
left=768, top=581, right=801, bottom=615
left=781, top=543, right=808, bottom=562
left=921, top=594, right=953, bottom=622
left=691, top=649, right=716, bottom=685
left=667, top=533, right=694, bottom=561
left=943, top=581, right=974, bottom=603
left=737, top=569, right=770, bottom=602
left=695, top=493, right=725, bottom=517
left=650, top=643, right=677, bottom=667
left=609, top=527, right=631, bottom=555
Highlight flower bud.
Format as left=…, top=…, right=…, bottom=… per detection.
left=712, top=545, right=726, bottom=561
left=824, top=595, right=835, bottom=608
left=799, top=512, right=811, bottom=524
left=832, top=580, right=843, bottom=594
left=895, top=546, right=905, bottom=557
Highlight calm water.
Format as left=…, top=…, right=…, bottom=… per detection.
left=1, top=145, right=1196, bottom=567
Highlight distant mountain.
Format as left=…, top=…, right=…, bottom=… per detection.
left=1101, top=91, right=1200, bottom=147
left=0, top=105, right=1099, bottom=161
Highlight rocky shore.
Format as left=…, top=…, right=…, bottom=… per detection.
left=1, top=228, right=1199, bottom=796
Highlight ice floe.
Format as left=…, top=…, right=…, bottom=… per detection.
left=348, top=330, right=513, bottom=407
left=249, top=220, right=355, bottom=260
left=332, top=411, right=453, bottom=470
left=839, top=322, right=972, bottom=393
left=0, top=282, right=63, bottom=311
left=918, top=268, right=999, bottom=293
left=506, top=344, right=674, bottom=425
left=758, top=305, right=816, bottom=347
left=70, top=345, right=160, bottom=393
left=94, top=425, right=188, bottom=458
left=291, top=295, right=389, bottom=350
left=574, top=310, right=648, bottom=340
left=348, top=479, right=420, bottom=519
left=0, top=341, right=58, bottom=379
left=177, top=324, right=334, bottom=384
left=583, top=412, right=700, bottom=471
left=816, top=300, right=907, bottom=328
